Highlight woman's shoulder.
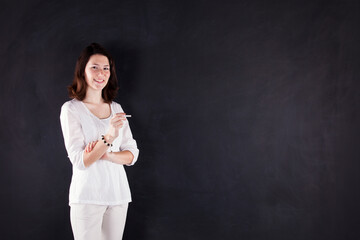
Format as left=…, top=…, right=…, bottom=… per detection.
left=111, top=101, right=124, bottom=112
left=61, top=98, right=82, bottom=111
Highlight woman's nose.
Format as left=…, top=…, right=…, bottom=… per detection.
left=98, top=69, right=105, bottom=76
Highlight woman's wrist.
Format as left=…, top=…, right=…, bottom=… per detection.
left=103, top=134, right=115, bottom=144
left=101, top=151, right=110, bottom=160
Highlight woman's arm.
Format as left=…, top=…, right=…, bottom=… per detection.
left=61, top=103, right=127, bottom=168
left=82, top=113, right=127, bottom=167
left=60, top=102, right=87, bottom=170
left=83, top=134, right=114, bottom=167
left=102, top=150, right=134, bottom=165
left=85, top=142, right=134, bottom=165
left=85, top=115, right=139, bottom=166
left=118, top=116, right=139, bottom=166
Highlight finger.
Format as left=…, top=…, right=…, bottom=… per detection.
left=112, top=116, right=126, bottom=123
left=110, top=117, right=120, bottom=124
left=91, top=141, right=97, bottom=149
left=88, top=144, right=93, bottom=152
left=114, top=113, right=127, bottom=120
left=111, top=113, right=125, bottom=120
left=114, top=117, right=126, bottom=122
left=114, top=122, right=124, bottom=128
left=113, top=118, right=124, bottom=125
left=111, top=119, right=125, bottom=127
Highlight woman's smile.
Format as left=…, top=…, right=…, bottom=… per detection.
left=84, top=54, right=111, bottom=91
left=94, top=79, right=105, bottom=84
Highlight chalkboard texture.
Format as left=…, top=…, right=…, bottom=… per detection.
left=0, top=0, right=359, bottom=239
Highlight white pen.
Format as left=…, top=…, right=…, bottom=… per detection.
left=116, top=113, right=132, bottom=118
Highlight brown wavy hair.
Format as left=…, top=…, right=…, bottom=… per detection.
left=68, top=43, right=119, bottom=103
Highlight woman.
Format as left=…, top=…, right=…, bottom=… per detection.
left=60, top=43, right=139, bottom=240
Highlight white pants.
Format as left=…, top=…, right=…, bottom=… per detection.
left=70, top=203, right=128, bottom=240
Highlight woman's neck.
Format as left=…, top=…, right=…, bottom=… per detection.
left=83, top=88, right=103, bottom=104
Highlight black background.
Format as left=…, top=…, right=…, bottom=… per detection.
left=1, top=0, right=359, bottom=239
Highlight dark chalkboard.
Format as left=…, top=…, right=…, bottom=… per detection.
left=1, top=0, right=359, bottom=239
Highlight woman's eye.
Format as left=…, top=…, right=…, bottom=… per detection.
left=91, top=66, right=98, bottom=70
left=104, top=67, right=109, bottom=71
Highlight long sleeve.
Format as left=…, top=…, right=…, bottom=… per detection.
left=61, top=99, right=136, bottom=206
left=120, top=120, right=139, bottom=166
left=60, top=102, right=86, bottom=170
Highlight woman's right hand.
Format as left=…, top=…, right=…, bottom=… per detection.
left=105, top=113, right=127, bottom=141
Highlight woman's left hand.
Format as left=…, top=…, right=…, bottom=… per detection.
left=85, top=140, right=98, bottom=153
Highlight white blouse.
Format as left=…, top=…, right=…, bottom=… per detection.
left=60, top=98, right=139, bottom=206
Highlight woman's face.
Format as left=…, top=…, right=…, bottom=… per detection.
left=84, top=54, right=111, bottom=92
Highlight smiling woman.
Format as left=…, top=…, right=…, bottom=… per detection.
left=85, top=54, right=111, bottom=91
left=60, top=43, right=139, bottom=240
left=68, top=43, right=119, bottom=103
